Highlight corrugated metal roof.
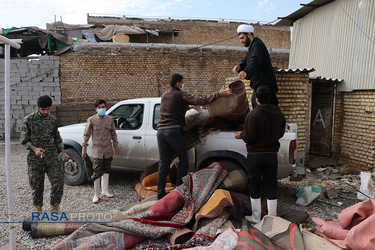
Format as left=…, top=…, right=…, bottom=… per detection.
left=276, top=68, right=315, bottom=73
left=275, top=0, right=336, bottom=26
left=310, top=75, right=344, bottom=83
left=288, top=0, right=375, bottom=91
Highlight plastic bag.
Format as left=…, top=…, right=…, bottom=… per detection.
left=357, top=171, right=375, bottom=201
left=296, top=186, right=321, bottom=206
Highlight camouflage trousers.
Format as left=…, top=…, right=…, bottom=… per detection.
left=27, top=154, right=64, bottom=207
left=91, top=157, right=112, bottom=181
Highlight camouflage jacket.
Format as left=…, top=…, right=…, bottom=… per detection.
left=20, top=111, right=64, bottom=158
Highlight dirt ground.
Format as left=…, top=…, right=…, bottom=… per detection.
left=277, top=155, right=368, bottom=233
left=0, top=143, right=371, bottom=249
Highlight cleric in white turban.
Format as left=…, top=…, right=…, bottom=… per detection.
left=237, top=24, right=254, bottom=34
left=232, top=23, right=279, bottom=109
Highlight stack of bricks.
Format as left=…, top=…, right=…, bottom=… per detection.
left=0, top=56, right=60, bottom=139
left=333, top=91, right=375, bottom=171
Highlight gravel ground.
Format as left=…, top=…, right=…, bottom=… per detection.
left=0, top=143, right=361, bottom=249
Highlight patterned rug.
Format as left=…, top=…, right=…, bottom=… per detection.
left=51, top=162, right=228, bottom=249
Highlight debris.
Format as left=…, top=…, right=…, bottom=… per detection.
left=316, top=167, right=327, bottom=172
left=332, top=169, right=340, bottom=174
left=340, top=165, right=359, bottom=175
left=307, top=157, right=337, bottom=169
left=325, top=187, right=338, bottom=200
left=317, top=198, right=342, bottom=207
left=346, top=181, right=373, bottom=200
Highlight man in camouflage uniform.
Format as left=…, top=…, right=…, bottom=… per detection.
left=20, top=95, right=69, bottom=212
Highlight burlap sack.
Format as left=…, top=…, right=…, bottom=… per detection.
left=206, top=80, right=250, bottom=121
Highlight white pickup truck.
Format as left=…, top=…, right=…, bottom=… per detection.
left=58, top=97, right=298, bottom=185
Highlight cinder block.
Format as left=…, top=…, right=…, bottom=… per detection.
left=11, top=104, right=22, bottom=110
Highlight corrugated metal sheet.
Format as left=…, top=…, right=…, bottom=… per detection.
left=276, top=68, right=315, bottom=73
left=289, top=0, right=375, bottom=91
left=310, top=75, right=344, bottom=83
left=276, top=0, right=335, bottom=26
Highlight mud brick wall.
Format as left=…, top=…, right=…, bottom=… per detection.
left=333, top=91, right=375, bottom=171
left=226, top=72, right=312, bottom=156
left=59, top=43, right=289, bottom=103
left=0, top=56, right=60, bottom=139
left=87, top=17, right=291, bottom=50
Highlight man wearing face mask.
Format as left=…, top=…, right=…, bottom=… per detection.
left=20, top=95, right=69, bottom=212
left=156, top=73, right=232, bottom=199
left=232, top=24, right=278, bottom=109
left=82, top=99, right=119, bottom=204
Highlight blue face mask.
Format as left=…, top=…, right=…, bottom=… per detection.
left=97, top=108, right=106, bottom=116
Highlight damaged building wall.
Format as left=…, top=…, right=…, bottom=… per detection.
left=333, top=91, right=375, bottom=171
left=87, top=16, right=291, bottom=50
left=59, top=43, right=289, bottom=103
left=0, top=56, right=60, bottom=139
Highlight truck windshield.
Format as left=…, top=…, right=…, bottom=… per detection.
left=109, top=104, right=144, bottom=130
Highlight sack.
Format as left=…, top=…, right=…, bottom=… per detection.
left=206, top=80, right=250, bottom=121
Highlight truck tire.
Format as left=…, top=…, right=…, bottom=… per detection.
left=215, top=159, right=244, bottom=172
left=60, top=148, right=88, bottom=186
left=201, top=158, right=246, bottom=173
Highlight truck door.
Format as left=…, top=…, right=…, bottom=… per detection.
left=108, top=103, right=146, bottom=170
left=145, top=103, right=160, bottom=167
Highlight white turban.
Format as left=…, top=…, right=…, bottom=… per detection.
left=237, top=24, right=254, bottom=34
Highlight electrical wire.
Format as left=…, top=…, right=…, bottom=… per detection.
left=337, top=1, right=375, bottom=46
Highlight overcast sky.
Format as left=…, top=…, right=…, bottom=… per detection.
left=0, top=0, right=308, bottom=29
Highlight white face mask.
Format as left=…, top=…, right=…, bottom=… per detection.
left=181, top=83, right=184, bottom=90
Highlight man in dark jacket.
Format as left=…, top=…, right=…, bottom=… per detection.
left=157, top=73, right=231, bottom=199
left=234, top=85, right=286, bottom=224
left=232, top=24, right=278, bottom=108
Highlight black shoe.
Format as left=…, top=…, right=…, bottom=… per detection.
left=157, top=192, right=166, bottom=200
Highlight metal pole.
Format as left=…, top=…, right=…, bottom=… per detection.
left=4, top=43, right=16, bottom=250
left=1, top=35, right=21, bottom=250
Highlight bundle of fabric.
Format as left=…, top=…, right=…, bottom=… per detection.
left=312, top=199, right=375, bottom=249
left=253, top=215, right=341, bottom=250
left=51, top=162, right=228, bottom=249
left=237, top=218, right=305, bottom=249
left=206, top=80, right=250, bottom=121
left=134, top=162, right=177, bottom=200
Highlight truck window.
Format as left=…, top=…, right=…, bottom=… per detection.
left=109, top=104, right=144, bottom=130
left=153, top=104, right=160, bottom=130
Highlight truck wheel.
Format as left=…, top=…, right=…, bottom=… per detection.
left=60, top=148, right=88, bottom=186
left=207, top=159, right=242, bottom=172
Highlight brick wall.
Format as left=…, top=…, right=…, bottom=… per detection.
left=226, top=72, right=312, bottom=156
left=54, top=102, right=116, bottom=127
left=87, top=17, right=291, bottom=50
left=333, top=91, right=375, bottom=171
left=0, top=56, right=60, bottom=139
left=59, top=43, right=289, bottom=103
